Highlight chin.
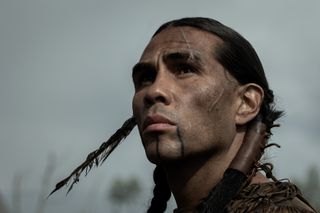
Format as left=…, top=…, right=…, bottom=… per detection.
left=144, top=144, right=186, bottom=164
left=142, top=133, right=186, bottom=163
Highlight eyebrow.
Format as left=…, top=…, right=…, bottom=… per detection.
left=132, top=50, right=204, bottom=78
left=132, top=62, right=154, bottom=79
left=163, top=51, right=203, bottom=66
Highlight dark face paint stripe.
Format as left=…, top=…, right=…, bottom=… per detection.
left=176, top=127, right=185, bottom=157
left=156, top=136, right=161, bottom=161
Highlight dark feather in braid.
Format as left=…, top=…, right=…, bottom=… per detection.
left=147, top=166, right=171, bottom=213
left=49, top=116, right=136, bottom=196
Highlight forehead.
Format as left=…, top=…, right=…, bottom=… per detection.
left=140, top=26, right=223, bottom=62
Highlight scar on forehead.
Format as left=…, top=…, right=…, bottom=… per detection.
left=179, top=28, right=195, bottom=60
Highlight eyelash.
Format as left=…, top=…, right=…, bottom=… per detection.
left=175, top=63, right=198, bottom=75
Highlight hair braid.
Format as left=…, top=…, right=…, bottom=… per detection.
left=147, top=166, right=171, bottom=213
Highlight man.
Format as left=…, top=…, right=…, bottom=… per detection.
left=51, top=17, right=316, bottom=212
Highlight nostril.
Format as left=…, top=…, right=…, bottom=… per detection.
left=155, top=95, right=167, bottom=103
left=144, top=96, right=153, bottom=106
left=144, top=93, right=169, bottom=106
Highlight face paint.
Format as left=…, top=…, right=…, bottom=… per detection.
left=156, top=136, right=161, bottom=161
left=179, top=28, right=195, bottom=60
left=208, top=88, right=225, bottom=113
left=176, top=127, right=185, bottom=157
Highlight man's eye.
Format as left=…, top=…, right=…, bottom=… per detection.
left=134, top=71, right=156, bottom=89
left=176, top=64, right=197, bottom=75
left=141, top=72, right=155, bottom=83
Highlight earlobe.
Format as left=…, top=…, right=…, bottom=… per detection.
left=235, top=84, right=264, bottom=125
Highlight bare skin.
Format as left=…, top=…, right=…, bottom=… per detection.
left=132, top=27, right=266, bottom=209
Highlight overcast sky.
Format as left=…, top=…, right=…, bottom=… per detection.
left=0, top=0, right=319, bottom=212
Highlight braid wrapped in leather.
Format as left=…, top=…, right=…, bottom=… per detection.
left=147, top=166, right=172, bottom=213
left=196, top=117, right=268, bottom=213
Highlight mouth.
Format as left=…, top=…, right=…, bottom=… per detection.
left=142, top=114, right=176, bottom=134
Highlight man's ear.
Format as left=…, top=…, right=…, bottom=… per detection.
left=235, top=83, right=264, bottom=125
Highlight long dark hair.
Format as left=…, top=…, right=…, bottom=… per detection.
left=147, top=17, right=283, bottom=213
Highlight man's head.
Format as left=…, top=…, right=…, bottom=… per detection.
left=132, top=17, right=282, bottom=164
left=50, top=18, right=283, bottom=201
left=152, top=17, right=282, bottom=127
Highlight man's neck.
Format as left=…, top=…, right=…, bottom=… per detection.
left=163, top=132, right=245, bottom=210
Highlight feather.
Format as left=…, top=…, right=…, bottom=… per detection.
left=48, top=116, right=136, bottom=196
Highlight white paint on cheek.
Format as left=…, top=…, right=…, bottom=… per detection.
left=186, top=121, right=192, bottom=131
left=208, top=87, right=225, bottom=112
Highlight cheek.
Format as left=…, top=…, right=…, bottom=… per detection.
left=197, top=89, right=225, bottom=132
left=192, top=83, right=226, bottom=116
left=132, top=94, right=138, bottom=116
left=132, top=92, right=143, bottom=129
left=178, top=84, right=234, bottom=151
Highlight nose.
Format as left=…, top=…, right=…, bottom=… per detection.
left=143, top=72, right=172, bottom=107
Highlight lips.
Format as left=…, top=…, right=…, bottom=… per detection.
left=142, top=114, right=175, bottom=134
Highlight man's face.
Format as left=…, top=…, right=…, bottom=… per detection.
left=132, top=26, right=240, bottom=164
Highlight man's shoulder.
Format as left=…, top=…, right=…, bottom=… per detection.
left=227, top=181, right=317, bottom=212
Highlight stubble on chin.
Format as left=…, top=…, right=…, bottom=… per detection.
left=142, top=127, right=188, bottom=164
